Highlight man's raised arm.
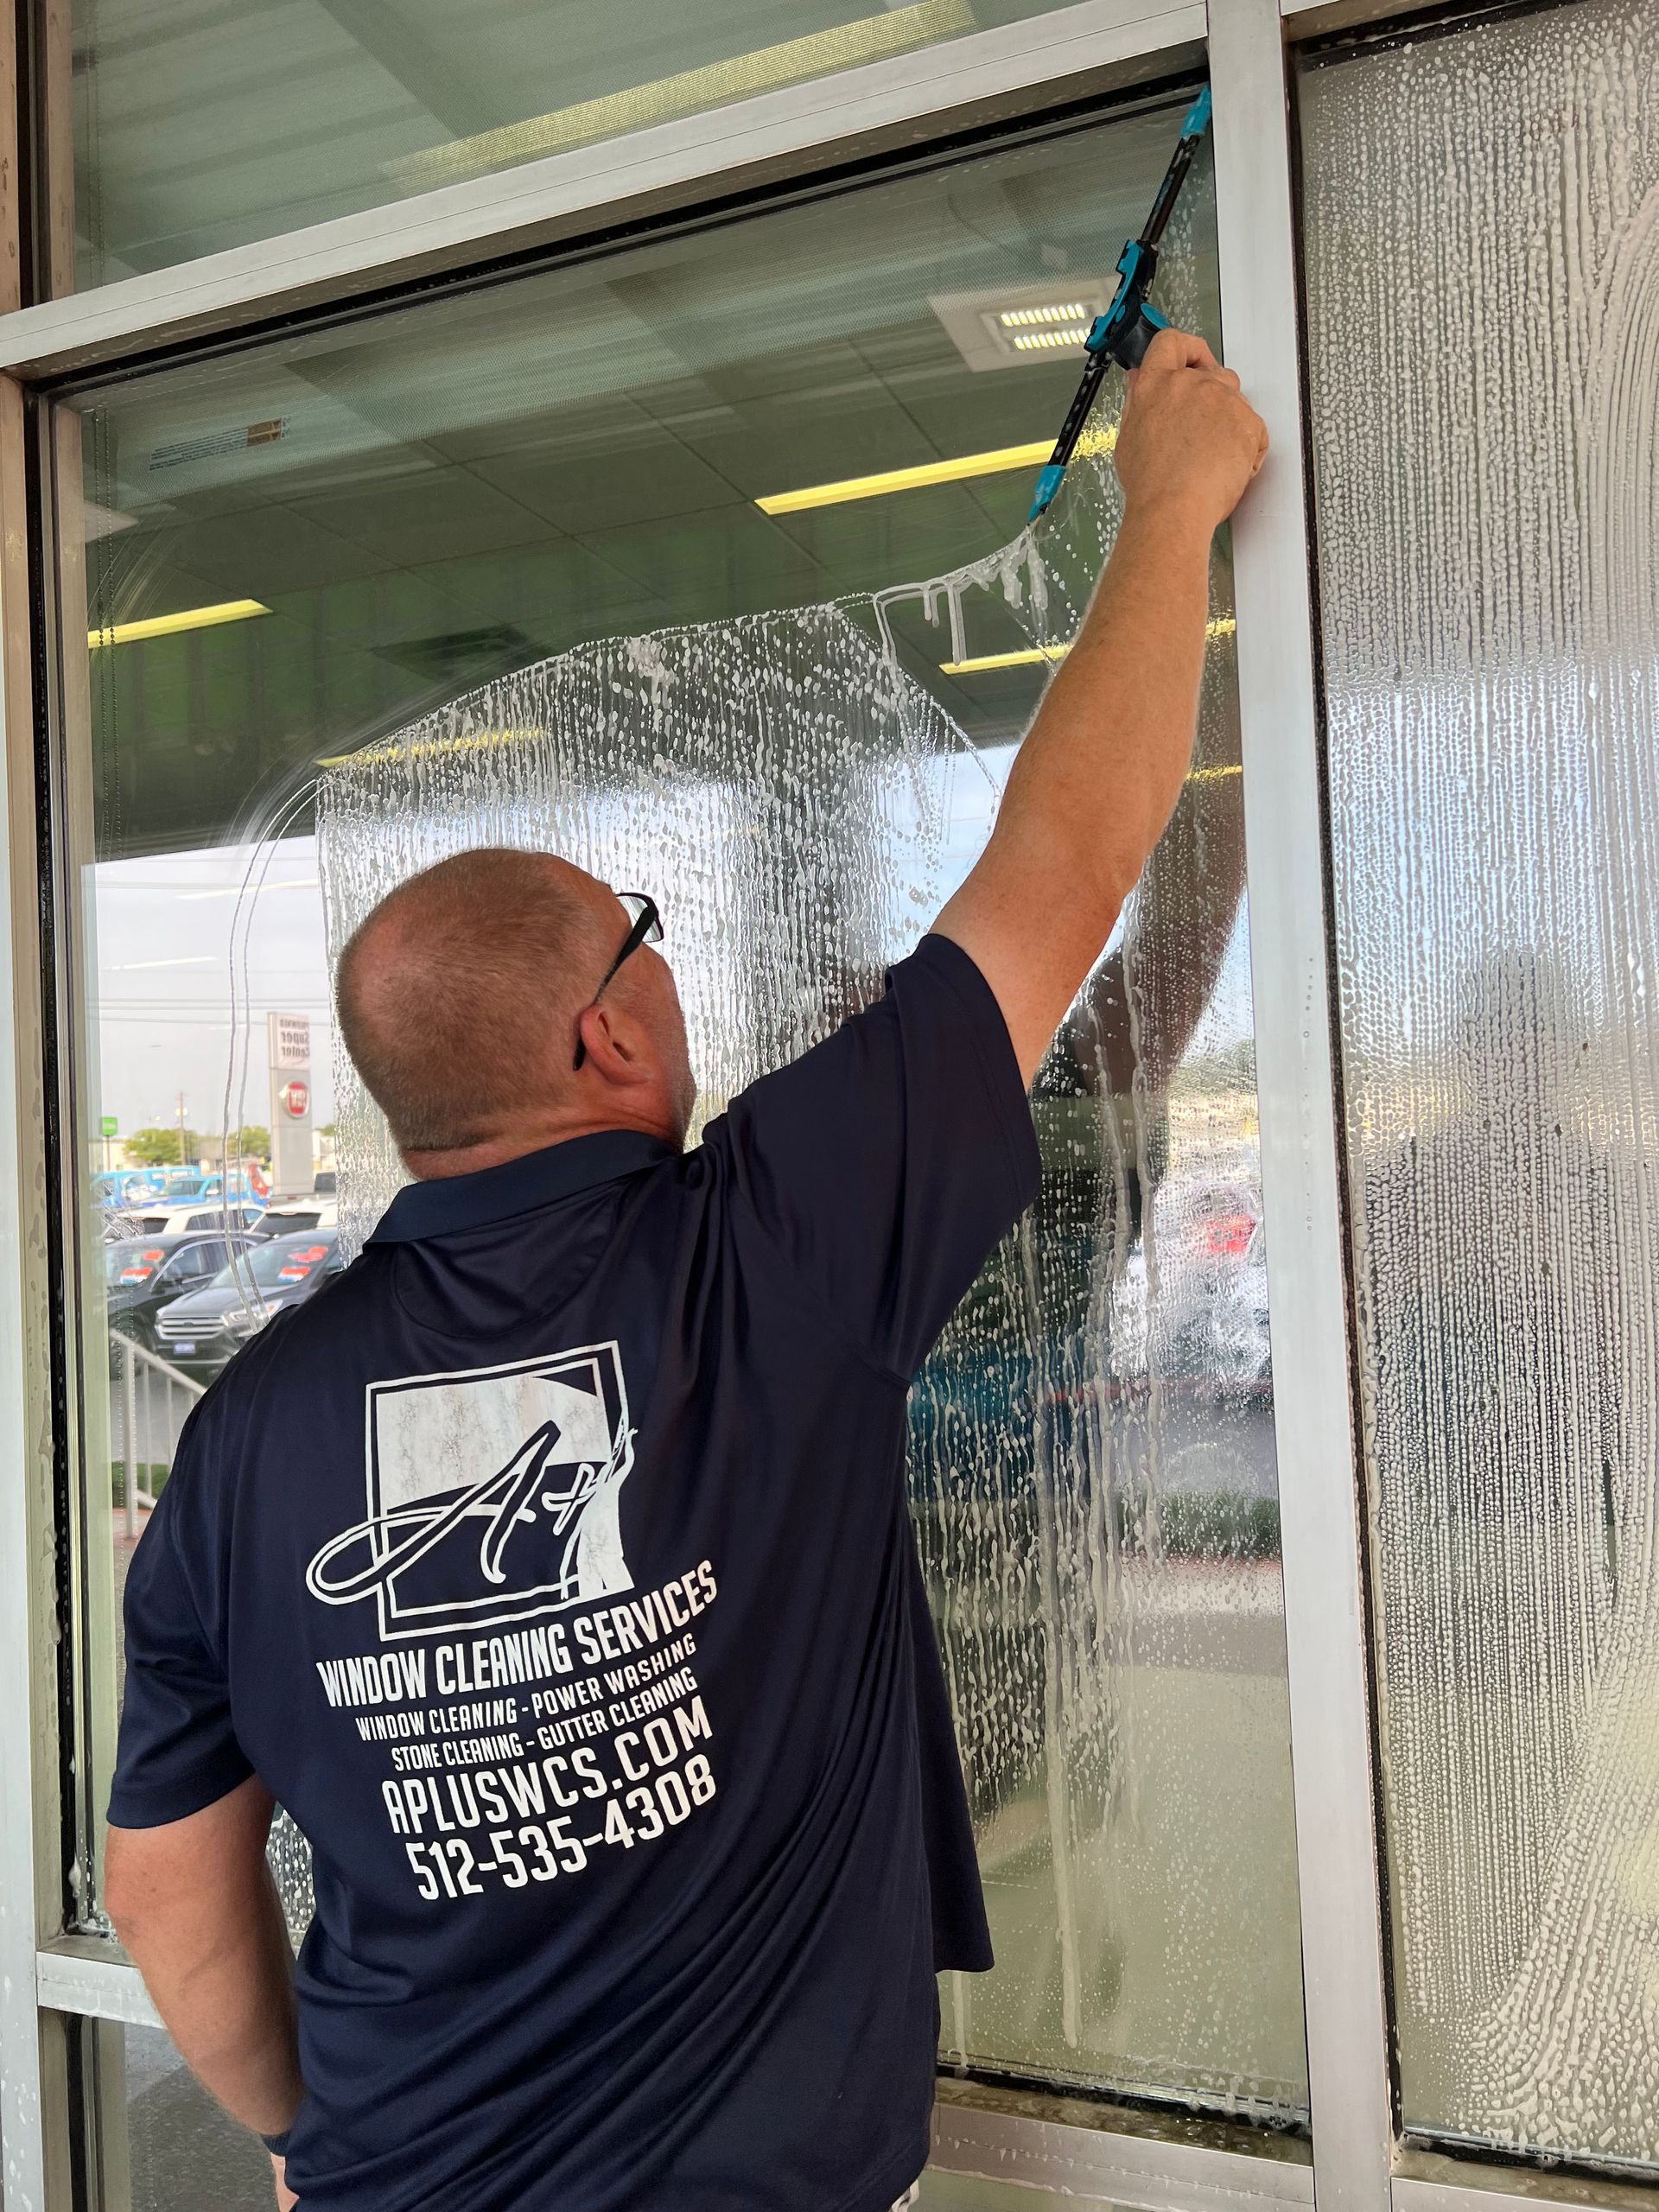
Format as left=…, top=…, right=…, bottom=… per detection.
left=934, top=328, right=1268, bottom=1084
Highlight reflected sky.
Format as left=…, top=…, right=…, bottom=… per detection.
left=92, top=836, right=334, bottom=1141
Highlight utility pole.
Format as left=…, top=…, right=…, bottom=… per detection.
left=176, top=1090, right=189, bottom=1168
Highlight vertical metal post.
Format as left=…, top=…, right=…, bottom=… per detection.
left=0, top=371, right=72, bottom=2209
left=49, top=391, right=125, bottom=1973
left=123, top=1341, right=137, bottom=1544
left=41, top=0, right=80, bottom=303
left=1206, top=1, right=1395, bottom=2209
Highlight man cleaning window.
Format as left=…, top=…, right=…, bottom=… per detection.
left=105, top=329, right=1266, bottom=2212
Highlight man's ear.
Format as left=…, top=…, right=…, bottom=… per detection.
left=574, top=1001, right=646, bottom=1081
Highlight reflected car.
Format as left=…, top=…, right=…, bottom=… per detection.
left=105, top=1230, right=261, bottom=1362
left=251, top=1198, right=338, bottom=1239
left=93, top=1169, right=165, bottom=1210
left=153, top=1230, right=344, bottom=1377
left=200, top=1169, right=270, bottom=1202
left=126, top=1198, right=269, bottom=1236
left=150, top=1170, right=216, bottom=1199
left=1158, top=1217, right=1271, bottom=1389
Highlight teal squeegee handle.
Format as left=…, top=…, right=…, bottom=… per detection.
left=1028, top=85, right=1211, bottom=523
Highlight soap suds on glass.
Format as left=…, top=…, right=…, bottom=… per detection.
left=1302, top=0, right=1659, bottom=2167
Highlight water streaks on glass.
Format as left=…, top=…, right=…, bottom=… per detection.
left=1301, top=0, right=1659, bottom=2167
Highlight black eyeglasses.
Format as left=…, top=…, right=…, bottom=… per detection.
left=572, top=892, right=664, bottom=1070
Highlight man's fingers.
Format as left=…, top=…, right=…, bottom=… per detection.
left=1114, top=327, right=1268, bottom=528
left=1141, top=327, right=1217, bottom=373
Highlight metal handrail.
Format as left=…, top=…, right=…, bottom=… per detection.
left=110, top=1329, right=205, bottom=1541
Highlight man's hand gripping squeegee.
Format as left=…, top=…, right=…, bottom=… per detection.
left=1028, top=85, right=1214, bottom=523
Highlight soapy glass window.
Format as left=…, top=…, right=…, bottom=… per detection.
left=62, top=99, right=1304, bottom=2133
left=1300, top=0, right=1659, bottom=2171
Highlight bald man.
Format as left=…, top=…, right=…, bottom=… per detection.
left=105, top=333, right=1266, bottom=2212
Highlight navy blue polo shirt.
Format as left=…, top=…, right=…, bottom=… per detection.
left=111, top=932, right=1039, bottom=2212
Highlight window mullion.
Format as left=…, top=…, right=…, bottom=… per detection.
left=1207, top=0, right=1395, bottom=2204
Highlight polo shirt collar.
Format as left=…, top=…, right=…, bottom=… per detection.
left=367, top=1131, right=677, bottom=1244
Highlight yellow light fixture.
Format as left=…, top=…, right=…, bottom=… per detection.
left=88, top=599, right=270, bottom=650
left=941, top=616, right=1235, bottom=676
left=760, top=422, right=1117, bottom=517
left=315, top=728, right=546, bottom=772
left=938, top=645, right=1069, bottom=675
left=389, top=0, right=973, bottom=188
left=759, top=439, right=1047, bottom=517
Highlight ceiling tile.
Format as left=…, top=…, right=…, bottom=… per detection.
left=150, top=504, right=401, bottom=595
left=474, top=434, right=742, bottom=530
left=289, top=464, right=552, bottom=563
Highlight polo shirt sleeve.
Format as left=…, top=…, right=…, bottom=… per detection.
left=108, top=1408, right=254, bottom=1828
left=715, top=931, right=1040, bottom=1378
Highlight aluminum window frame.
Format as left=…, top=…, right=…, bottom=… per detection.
left=0, top=0, right=1652, bottom=2207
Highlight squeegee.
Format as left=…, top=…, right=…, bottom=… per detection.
left=1027, top=85, right=1214, bottom=524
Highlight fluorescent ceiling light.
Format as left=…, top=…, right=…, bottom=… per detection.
left=315, top=728, right=544, bottom=772
left=760, top=421, right=1118, bottom=516
left=941, top=617, right=1235, bottom=676
left=88, top=599, right=271, bottom=650
left=758, top=440, right=1057, bottom=517
left=938, top=645, right=1068, bottom=675
left=931, top=282, right=1109, bottom=373
left=997, top=303, right=1090, bottom=328
left=388, top=0, right=973, bottom=188
left=1008, top=327, right=1092, bottom=352
left=996, top=302, right=1096, bottom=353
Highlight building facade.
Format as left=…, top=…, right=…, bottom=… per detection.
left=0, top=0, right=1655, bottom=2204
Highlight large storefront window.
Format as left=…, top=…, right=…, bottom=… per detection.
left=1301, top=0, right=1659, bottom=2170
left=64, top=94, right=1305, bottom=2122
left=70, top=0, right=1097, bottom=289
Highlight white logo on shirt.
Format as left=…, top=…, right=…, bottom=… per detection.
left=305, top=1341, right=634, bottom=1642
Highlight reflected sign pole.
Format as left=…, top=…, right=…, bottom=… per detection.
left=268, top=1013, right=314, bottom=1198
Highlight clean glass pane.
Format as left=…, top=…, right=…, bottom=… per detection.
left=72, top=0, right=1080, bottom=289
left=920, top=2182, right=1038, bottom=2210
left=109, top=2023, right=276, bottom=2210
left=1300, top=0, right=1659, bottom=2171
left=70, top=101, right=1303, bottom=2121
